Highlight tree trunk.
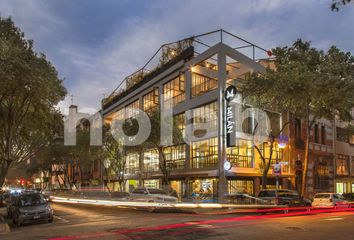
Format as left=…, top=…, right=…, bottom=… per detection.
left=0, top=160, right=11, bottom=187
left=301, top=122, right=311, bottom=197
left=157, top=147, right=169, bottom=191
left=301, top=107, right=311, bottom=197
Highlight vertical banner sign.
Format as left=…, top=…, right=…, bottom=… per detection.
left=224, top=85, right=237, bottom=147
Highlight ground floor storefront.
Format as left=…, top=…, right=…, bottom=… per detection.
left=124, top=175, right=295, bottom=202
left=335, top=179, right=354, bottom=194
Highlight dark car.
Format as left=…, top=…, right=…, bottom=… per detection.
left=11, top=192, right=53, bottom=227
left=258, top=189, right=311, bottom=207
left=6, top=194, right=20, bottom=218
left=342, top=193, right=354, bottom=201
left=0, top=191, right=6, bottom=207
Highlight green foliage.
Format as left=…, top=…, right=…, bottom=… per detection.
left=242, top=39, right=354, bottom=195
left=242, top=39, right=354, bottom=122
left=332, top=0, right=352, bottom=11
left=0, top=17, right=67, bottom=186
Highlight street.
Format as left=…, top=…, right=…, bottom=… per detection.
left=2, top=203, right=354, bottom=240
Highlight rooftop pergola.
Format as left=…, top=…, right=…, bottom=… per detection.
left=102, top=29, right=272, bottom=109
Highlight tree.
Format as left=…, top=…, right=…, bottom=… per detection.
left=0, top=17, right=67, bottom=187
left=331, top=0, right=352, bottom=11
left=251, top=118, right=291, bottom=190
left=241, top=39, right=354, bottom=196
left=103, top=124, right=127, bottom=191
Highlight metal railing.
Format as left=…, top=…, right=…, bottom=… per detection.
left=103, top=29, right=272, bottom=109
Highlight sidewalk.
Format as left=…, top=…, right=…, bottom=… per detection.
left=0, top=207, right=10, bottom=234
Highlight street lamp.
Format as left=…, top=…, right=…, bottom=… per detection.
left=103, top=159, right=111, bottom=191
left=275, top=134, right=289, bottom=189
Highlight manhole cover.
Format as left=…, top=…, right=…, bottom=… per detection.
left=286, top=226, right=303, bottom=231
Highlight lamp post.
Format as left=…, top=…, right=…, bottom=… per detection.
left=103, top=159, right=111, bottom=191
left=276, top=134, right=288, bottom=189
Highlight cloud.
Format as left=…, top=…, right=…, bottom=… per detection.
left=1, top=0, right=354, bottom=115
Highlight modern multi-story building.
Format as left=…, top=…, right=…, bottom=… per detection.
left=101, top=30, right=338, bottom=200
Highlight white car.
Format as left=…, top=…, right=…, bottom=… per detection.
left=312, top=193, right=349, bottom=208
left=130, top=188, right=177, bottom=203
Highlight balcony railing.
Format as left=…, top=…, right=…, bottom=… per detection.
left=228, top=155, right=253, bottom=168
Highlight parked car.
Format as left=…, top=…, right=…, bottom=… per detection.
left=258, top=189, right=311, bottom=207
left=225, top=193, right=267, bottom=204
left=312, top=193, right=349, bottom=208
left=0, top=191, right=6, bottom=207
left=11, top=192, right=53, bottom=227
left=5, top=192, right=22, bottom=218
left=342, top=193, right=354, bottom=201
left=130, top=188, right=178, bottom=203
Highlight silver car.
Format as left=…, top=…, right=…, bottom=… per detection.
left=11, top=192, right=53, bottom=227
left=312, top=193, right=349, bottom=208
left=130, top=188, right=177, bottom=203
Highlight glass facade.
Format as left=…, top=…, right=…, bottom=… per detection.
left=174, top=113, right=186, bottom=138
left=189, top=178, right=217, bottom=202
left=226, top=140, right=253, bottom=168
left=144, top=179, right=159, bottom=189
left=143, top=88, right=159, bottom=112
left=191, top=73, right=217, bottom=97
left=163, top=75, right=185, bottom=108
left=143, top=149, right=159, bottom=172
left=191, top=138, right=218, bottom=168
left=125, top=100, right=140, bottom=119
left=163, top=144, right=186, bottom=169
left=228, top=180, right=254, bottom=195
left=192, top=101, right=218, bottom=135
left=125, top=153, right=140, bottom=174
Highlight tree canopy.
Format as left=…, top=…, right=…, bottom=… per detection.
left=241, top=39, right=354, bottom=196
left=0, top=17, right=67, bottom=186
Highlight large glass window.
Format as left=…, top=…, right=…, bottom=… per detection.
left=336, top=154, right=350, bottom=176
left=125, top=100, right=140, bottom=119
left=226, top=140, right=253, bottom=168
left=315, top=159, right=329, bottom=190
left=143, top=88, right=159, bottom=113
left=258, top=143, right=283, bottom=167
left=163, top=144, right=186, bottom=169
left=144, top=179, right=159, bottom=189
left=114, top=108, right=125, bottom=121
left=191, top=73, right=217, bottom=97
left=174, top=113, right=186, bottom=138
left=143, top=149, right=159, bottom=172
left=189, top=178, right=217, bottom=201
left=191, top=138, right=218, bottom=168
left=228, top=180, right=254, bottom=195
left=192, top=102, right=218, bottom=136
left=163, top=75, right=185, bottom=108
left=125, top=153, right=140, bottom=174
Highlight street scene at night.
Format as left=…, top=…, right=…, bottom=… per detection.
left=1, top=0, right=354, bottom=239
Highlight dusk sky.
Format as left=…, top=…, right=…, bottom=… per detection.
left=1, top=0, right=353, bottom=114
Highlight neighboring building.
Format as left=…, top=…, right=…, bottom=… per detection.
left=289, top=118, right=335, bottom=198
left=101, top=30, right=295, bottom=201
left=334, top=118, right=354, bottom=194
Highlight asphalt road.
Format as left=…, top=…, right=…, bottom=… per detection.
left=2, top=203, right=354, bottom=240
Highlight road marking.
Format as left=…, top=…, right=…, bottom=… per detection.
left=54, top=215, right=69, bottom=223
